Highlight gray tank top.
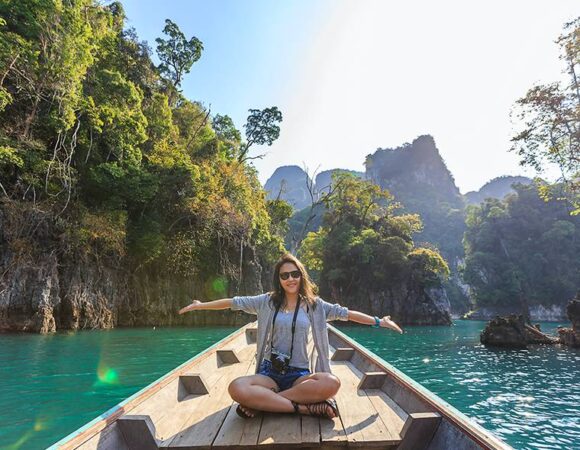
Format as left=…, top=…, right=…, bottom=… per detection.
left=267, top=306, right=311, bottom=369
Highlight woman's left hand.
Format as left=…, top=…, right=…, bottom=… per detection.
left=380, top=315, right=403, bottom=334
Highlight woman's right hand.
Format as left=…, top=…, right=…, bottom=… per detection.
left=380, top=315, right=403, bottom=334
left=179, top=300, right=202, bottom=315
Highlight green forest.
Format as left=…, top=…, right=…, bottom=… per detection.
left=463, top=182, right=579, bottom=312
left=0, top=1, right=289, bottom=288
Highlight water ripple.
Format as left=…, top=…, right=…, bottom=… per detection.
left=340, top=320, right=580, bottom=450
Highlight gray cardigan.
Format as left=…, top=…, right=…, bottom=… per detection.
left=232, top=293, right=349, bottom=373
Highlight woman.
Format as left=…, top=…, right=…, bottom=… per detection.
left=178, top=253, right=403, bottom=419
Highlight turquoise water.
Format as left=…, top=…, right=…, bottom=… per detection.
left=0, top=327, right=237, bottom=450
left=342, top=321, right=580, bottom=450
left=0, top=321, right=578, bottom=450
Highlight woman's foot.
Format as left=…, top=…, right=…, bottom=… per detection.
left=234, top=386, right=280, bottom=419
left=236, top=404, right=260, bottom=418
left=299, top=398, right=339, bottom=419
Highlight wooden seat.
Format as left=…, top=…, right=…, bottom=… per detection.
left=117, top=415, right=159, bottom=450
left=245, top=327, right=258, bottom=344
left=179, top=374, right=209, bottom=396
left=331, top=347, right=355, bottom=361
left=216, top=349, right=241, bottom=364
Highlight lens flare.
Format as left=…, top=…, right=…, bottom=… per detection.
left=2, top=430, right=34, bottom=450
left=211, top=276, right=228, bottom=296
left=3, top=418, right=50, bottom=450
left=33, top=418, right=48, bottom=432
left=96, top=364, right=119, bottom=385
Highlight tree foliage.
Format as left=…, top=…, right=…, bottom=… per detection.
left=299, top=173, right=449, bottom=300
left=511, top=18, right=580, bottom=214
left=155, top=18, right=203, bottom=89
left=462, top=182, right=579, bottom=309
left=0, top=1, right=286, bottom=294
left=238, top=106, right=282, bottom=163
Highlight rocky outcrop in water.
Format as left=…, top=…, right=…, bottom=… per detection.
left=480, top=315, right=558, bottom=348
left=558, top=297, right=580, bottom=348
left=480, top=315, right=528, bottom=347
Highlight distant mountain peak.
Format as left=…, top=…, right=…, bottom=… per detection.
left=264, top=166, right=311, bottom=209
left=263, top=166, right=364, bottom=209
left=464, top=175, right=533, bottom=204
left=366, top=135, right=461, bottom=200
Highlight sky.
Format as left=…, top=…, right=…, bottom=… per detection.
left=120, top=0, right=579, bottom=194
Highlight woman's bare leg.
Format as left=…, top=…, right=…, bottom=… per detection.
left=279, top=372, right=341, bottom=404
left=229, top=372, right=341, bottom=418
left=228, top=374, right=295, bottom=415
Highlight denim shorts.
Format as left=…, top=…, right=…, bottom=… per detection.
left=258, top=359, right=311, bottom=391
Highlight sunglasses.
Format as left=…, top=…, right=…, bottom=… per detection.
left=279, top=270, right=301, bottom=280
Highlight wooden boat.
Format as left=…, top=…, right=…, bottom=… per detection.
left=49, top=322, right=513, bottom=450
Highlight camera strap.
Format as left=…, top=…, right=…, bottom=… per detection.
left=271, top=297, right=301, bottom=361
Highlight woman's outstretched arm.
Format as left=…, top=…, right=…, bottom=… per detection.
left=178, top=298, right=233, bottom=314
left=347, top=310, right=404, bottom=334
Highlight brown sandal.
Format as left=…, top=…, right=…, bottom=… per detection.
left=305, top=398, right=339, bottom=419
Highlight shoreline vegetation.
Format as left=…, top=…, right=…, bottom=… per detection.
left=0, top=3, right=578, bottom=333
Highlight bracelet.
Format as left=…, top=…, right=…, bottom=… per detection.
left=372, top=316, right=380, bottom=328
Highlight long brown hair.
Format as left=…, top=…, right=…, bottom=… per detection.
left=270, top=253, right=318, bottom=310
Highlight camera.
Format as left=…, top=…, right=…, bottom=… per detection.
left=270, top=349, right=291, bottom=374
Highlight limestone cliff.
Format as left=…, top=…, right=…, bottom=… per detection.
left=0, top=205, right=262, bottom=333
left=364, top=135, right=468, bottom=314
left=327, top=283, right=452, bottom=326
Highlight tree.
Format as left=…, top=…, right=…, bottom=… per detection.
left=0, top=0, right=110, bottom=139
left=511, top=18, right=580, bottom=214
left=213, top=114, right=241, bottom=159
left=155, top=19, right=203, bottom=90
left=238, top=107, right=282, bottom=163
left=287, top=166, right=348, bottom=253
left=299, top=173, right=447, bottom=304
left=462, top=182, right=579, bottom=314
left=0, top=1, right=289, bottom=291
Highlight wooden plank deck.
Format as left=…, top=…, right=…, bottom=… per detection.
left=155, top=343, right=405, bottom=449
